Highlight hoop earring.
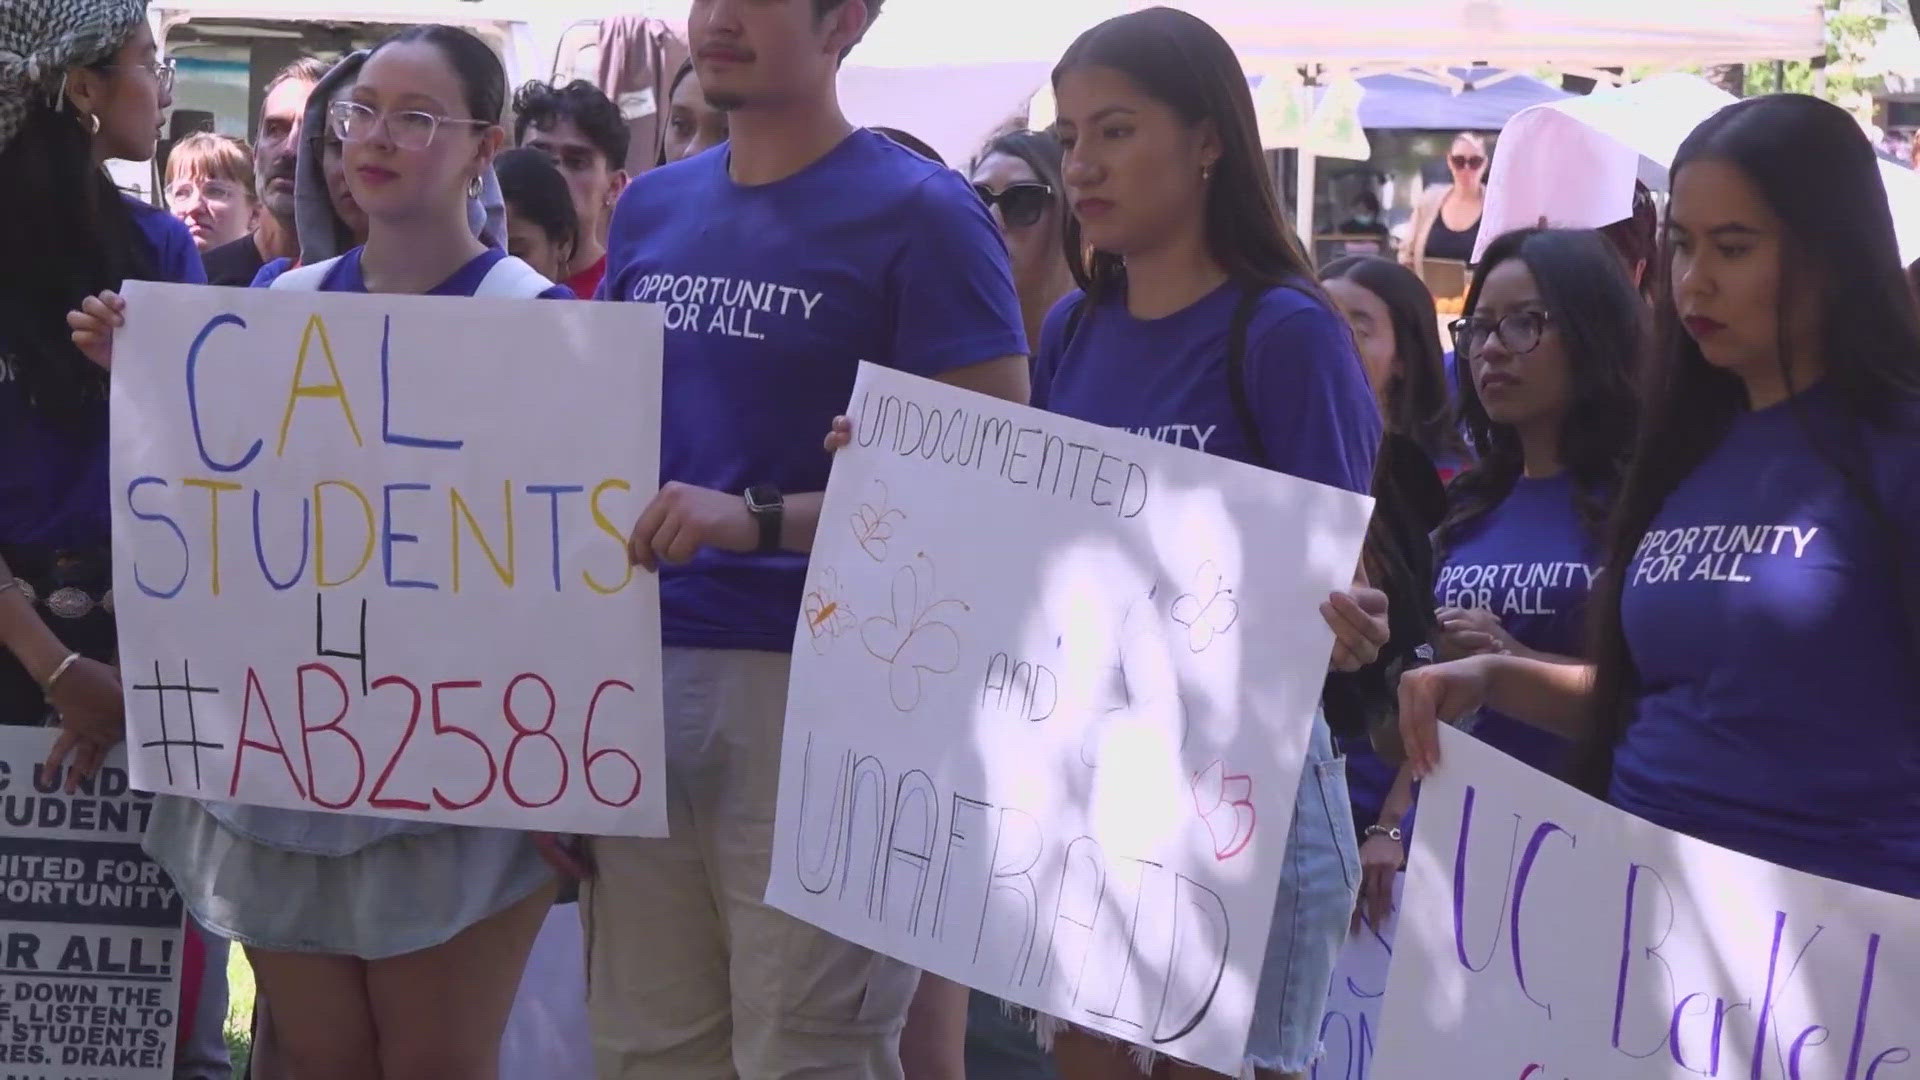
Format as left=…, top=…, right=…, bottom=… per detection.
left=84, top=111, right=100, bottom=135
left=467, top=174, right=483, bottom=199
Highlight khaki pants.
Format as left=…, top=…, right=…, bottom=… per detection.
left=583, top=648, right=919, bottom=1079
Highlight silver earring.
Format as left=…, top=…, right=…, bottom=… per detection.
left=85, top=111, right=100, bottom=135
left=467, top=174, right=483, bottom=198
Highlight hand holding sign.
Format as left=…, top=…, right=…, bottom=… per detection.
left=67, top=289, right=127, bottom=370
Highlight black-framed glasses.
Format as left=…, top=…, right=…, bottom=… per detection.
left=329, top=100, right=490, bottom=150
left=1450, top=310, right=1551, bottom=357
left=973, top=181, right=1053, bottom=229
left=106, top=58, right=175, bottom=93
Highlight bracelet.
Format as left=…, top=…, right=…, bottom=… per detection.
left=1364, top=823, right=1404, bottom=843
left=43, top=652, right=83, bottom=696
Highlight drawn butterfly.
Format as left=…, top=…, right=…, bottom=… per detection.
left=1191, top=760, right=1256, bottom=861
left=861, top=557, right=969, bottom=712
left=850, top=480, right=907, bottom=562
left=801, top=569, right=856, bottom=655
left=1170, top=561, right=1240, bottom=652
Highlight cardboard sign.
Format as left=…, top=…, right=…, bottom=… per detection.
left=766, top=363, right=1373, bottom=1073
left=109, top=282, right=667, bottom=835
left=0, top=728, right=180, bottom=1078
left=1374, top=726, right=1917, bottom=1078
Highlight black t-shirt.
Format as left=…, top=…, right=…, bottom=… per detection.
left=201, top=234, right=267, bottom=287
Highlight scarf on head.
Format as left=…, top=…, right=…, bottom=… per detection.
left=0, top=0, right=145, bottom=156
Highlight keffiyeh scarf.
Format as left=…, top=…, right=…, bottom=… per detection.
left=0, top=0, right=146, bottom=156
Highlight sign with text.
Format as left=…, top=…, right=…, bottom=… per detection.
left=766, top=363, right=1373, bottom=1073
left=0, top=727, right=180, bottom=1079
left=1312, top=879, right=1400, bottom=1080
left=1374, top=727, right=1917, bottom=1078
left=110, top=282, right=666, bottom=835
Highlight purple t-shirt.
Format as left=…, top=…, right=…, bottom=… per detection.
left=1612, top=382, right=1920, bottom=896
left=0, top=198, right=205, bottom=548
left=314, top=247, right=572, bottom=299
left=1435, top=473, right=1599, bottom=773
left=1033, top=282, right=1380, bottom=490
left=601, top=130, right=1027, bottom=650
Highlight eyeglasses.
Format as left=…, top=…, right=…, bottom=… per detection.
left=1450, top=310, right=1551, bottom=357
left=105, top=58, right=175, bottom=93
left=328, top=100, right=491, bottom=151
left=973, top=181, right=1053, bottom=229
left=166, top=178, right=247, bottom=206
left=1449, top=153, right=1486, bottom=171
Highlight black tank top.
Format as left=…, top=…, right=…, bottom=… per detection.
left=1425, top=201, right=1480, bottom=262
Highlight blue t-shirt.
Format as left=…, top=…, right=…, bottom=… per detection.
left=1434, top=473, right=1600, bottom=774
left=313, top=247, right=572, bottom=299
left=0, top=198, right=205, bottom=548
left=1033, top=281, right=1380, bottom=490
left=601, top=130, right=1026, bottom=650
left=251, top=257, right=290, bottom=288
left=1612, top=383, right=1920, bottom=896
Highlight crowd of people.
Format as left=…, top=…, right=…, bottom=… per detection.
left=2, top=0, right=1917, bottom=1078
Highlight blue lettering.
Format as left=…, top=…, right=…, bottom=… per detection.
left=186, top=313, right=262, bottom=472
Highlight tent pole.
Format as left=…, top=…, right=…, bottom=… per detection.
left=1295, top=147, right=1317, bottom=253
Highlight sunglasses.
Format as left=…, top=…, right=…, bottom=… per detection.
left=973, top=181, right=1053, bottom=229
left=1450, top=154, right=1486, bottom=171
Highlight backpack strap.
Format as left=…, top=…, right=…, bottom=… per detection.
left=1223, top=286, right=1269, bottom=467
left=474, top=255, right=560, bottom=299
left=267, top=256, right=345, bottom=292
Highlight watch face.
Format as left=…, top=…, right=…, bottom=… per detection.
left=746, top=486, right=781, bottom=512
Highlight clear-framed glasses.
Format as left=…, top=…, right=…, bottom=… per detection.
left=166, top=177, right=246, bottom=208
left=105, top=58, right=175, bottom=93
left=1450, top=310, right=1551, bottom=357
left=328, top=100, right=490, bottom=150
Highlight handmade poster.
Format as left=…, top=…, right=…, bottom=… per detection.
left=1374, top=726, right=1917, bottom=1078
left=766, top=362, right=1374, bottom=1073
left=109, top=282, right=666, bottom=836
left=1312, top=877, right=1400, bottom=1080
left=0, top=728, right=180, bottom=1078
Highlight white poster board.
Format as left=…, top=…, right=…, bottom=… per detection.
left=109, top=282, right=667, bottom=836
left=0, top=728, right=181, bottom=1079
left=1312, top=878, right=1400, bottom=1080
left=766, top=363, right=1373, bottom=1073
left=1375, top=726, right=1918, bottom=1077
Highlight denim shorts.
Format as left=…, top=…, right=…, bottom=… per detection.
left=1030, top=711, right=1360, bottom=1075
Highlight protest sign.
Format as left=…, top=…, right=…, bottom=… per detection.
left=1374, top=726, right=1917, bottom=1078
left=0, top=727, right=180, bottom=1079
left=109, top=282, right=666, bottom=836
left=765, top=362, right=1373, bottom=1073
left=1312, top=878, right=1400, bottom=1080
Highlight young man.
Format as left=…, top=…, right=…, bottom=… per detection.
left=513, top=79, right=630, bottom=298
left=587, top=0, right=1028, bottom=1076
left=199, top=57, right=329, bottom=287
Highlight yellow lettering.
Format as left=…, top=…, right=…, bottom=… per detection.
left=450, top=480, right=516, bottom=593
left=313, top=480, right=375, bottom=587
left=585, top=479, right=634, bottom=596
left=276, top=315, right=364, bottom=455
left=181, top=478, right=243, bottom=596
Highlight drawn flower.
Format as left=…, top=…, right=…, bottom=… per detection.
left=861, top=558, right=967, bottom=711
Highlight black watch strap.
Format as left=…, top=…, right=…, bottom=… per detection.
left=744, top=485, right=783, bottom=554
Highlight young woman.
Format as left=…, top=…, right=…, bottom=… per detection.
left=1319, top=254, right=1468, bottom=480
left=1034, top=10, right=1381, bottom=1079
left=972, top=129, right=1077, bottom=359
left=496, top=145, right=579, bottom=285
left=71, top=24, right=568, bottom=1080
left=1400, top=94, right=1920, bottom=901
left=164, top=131, right=257, bottom=252
left=660, top=58, right=729, bottom=164
left=1351, top=228, right=1643, bottom=926
left=1401, top=132, right=1488, bottom=270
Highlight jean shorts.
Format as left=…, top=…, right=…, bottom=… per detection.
left=1030, top=710, right=1360, bottom=1075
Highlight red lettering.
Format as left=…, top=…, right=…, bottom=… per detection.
left=429, top=680, right=497, bottom=811
left=366, top=675, right=429, bottom=812
left=582, top=678, right=642, bottom=808
left=501, top=674, right=567, bottom=809
left=296, top=662, right=364, bottom=810
left=229, top=667, right=307, bottom=799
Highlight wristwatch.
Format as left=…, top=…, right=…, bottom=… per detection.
left=744, top=485, right=784, bottom=554
left=1364, top=823, right=1404, bottom=843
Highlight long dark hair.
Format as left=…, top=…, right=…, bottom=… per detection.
left=494, top=147, right=579, bottom=257
left=1050, top=7, right=1318, bottom=301
left=1320, top=255, right=1465, bottom=465
left=1578, top=94, right=1920, bottom=794
left=0, top=58, right=159, bottom=418
left=1437, top=228, right=1643, bottom=562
